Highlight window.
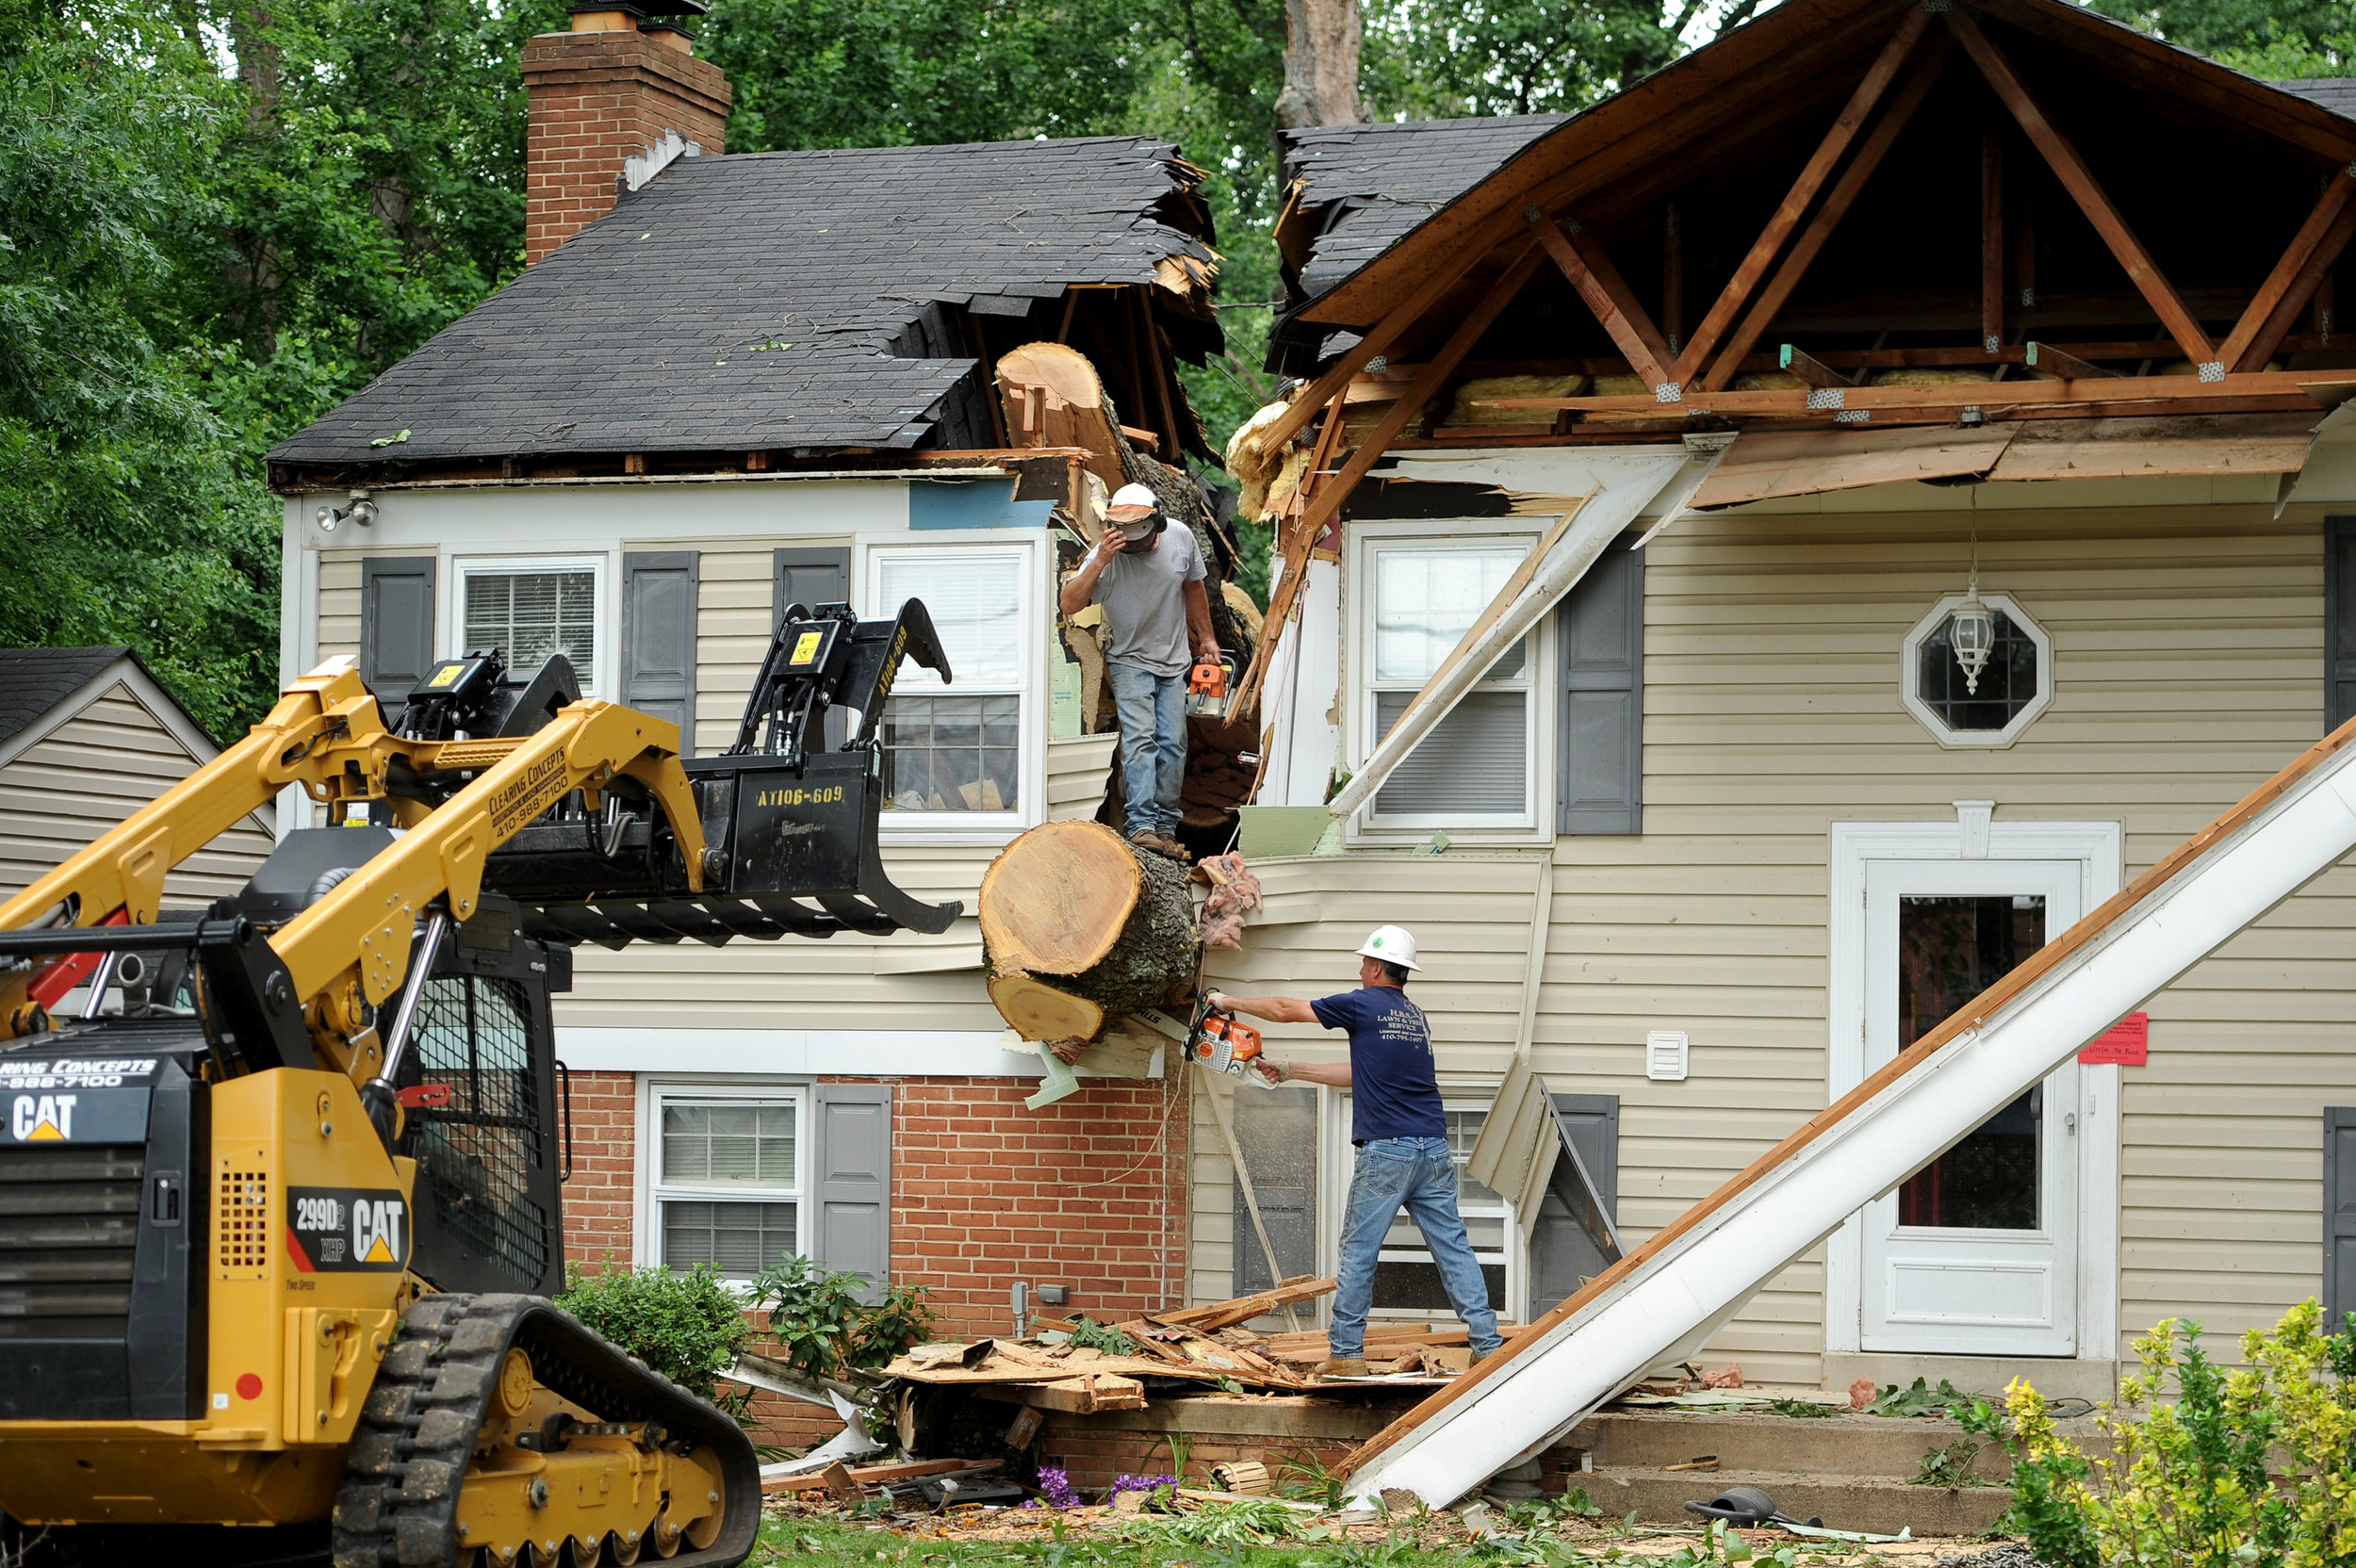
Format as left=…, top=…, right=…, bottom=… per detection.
left=871, top=547, right=1026, bottom=816
left=649, top=1088, right=804, bottom=1279
left=1901, top=593, right=2053, bottom=748
left=1336, top=1097, right=1515, bottom=1319
left=1359, top=535, right=1540, bottom=828
left=457, top=558, right=605, bottom=694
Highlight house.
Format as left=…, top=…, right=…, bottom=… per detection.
left=0, top=646, right=274, bottom=906
left=1193, top=0, right=2356, bottom=1407
left=267, top=2, right=1236, bottom=1346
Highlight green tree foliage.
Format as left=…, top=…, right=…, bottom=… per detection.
left=0, top=0, right=277, bottom=736
left=1363, top=0, right=1764, bottom=119
left=2090, top=0, right=2356, bottom=78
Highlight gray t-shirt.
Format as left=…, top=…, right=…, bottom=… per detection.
left=1091, top=524, right=1205, bottom=677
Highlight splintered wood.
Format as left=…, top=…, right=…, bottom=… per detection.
left=978, top=820, right=1198, bottom=1045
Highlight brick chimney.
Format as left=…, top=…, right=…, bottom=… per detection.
left=520, top=1, right=731, bottom=265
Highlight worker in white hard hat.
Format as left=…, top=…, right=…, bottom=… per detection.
left=1057, top=481, right=1218, bottom=860
left=1206, top=925, right=1505, bottom=1377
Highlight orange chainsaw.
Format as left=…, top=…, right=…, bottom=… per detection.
left=1184, top=994, right=1278, bottom=1087
left=1186, top=652, right=1236, bottom=719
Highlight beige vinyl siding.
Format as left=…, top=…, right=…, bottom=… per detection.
left=1193, top=493, right=2345, bottom=1380
left=0, top=684, right=272, bottom=905
left=1047, top=733, right=1118, bottom=820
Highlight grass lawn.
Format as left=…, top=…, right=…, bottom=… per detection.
left=749, top=1508, right=1979, bottom=1568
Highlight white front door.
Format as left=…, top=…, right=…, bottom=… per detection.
left=1858, top=858, right=2082, bottom=1355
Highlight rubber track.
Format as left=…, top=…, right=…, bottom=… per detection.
left=331, top=1293, right=761, bottom=1568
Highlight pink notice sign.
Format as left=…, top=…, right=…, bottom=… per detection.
left=2078, top=1012, right=2149, bottom=1067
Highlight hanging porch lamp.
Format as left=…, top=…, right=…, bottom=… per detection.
left=1950, top=527, right=1995, bottom=695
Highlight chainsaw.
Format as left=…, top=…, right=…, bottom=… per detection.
left=1183, top=993, right=1279, bottom=1087
left=1186, top=651, right=1236, bottom=719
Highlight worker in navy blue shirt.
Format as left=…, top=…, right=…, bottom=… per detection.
left=1206, top=924, right=1505, bottom=1377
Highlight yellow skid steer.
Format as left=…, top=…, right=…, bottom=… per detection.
left=0, top=600, right=953, bottom=1566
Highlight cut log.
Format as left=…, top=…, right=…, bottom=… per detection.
left=979, top=820, right=1199, bottom=1042
left=998, top=341, right=1128, bottom=488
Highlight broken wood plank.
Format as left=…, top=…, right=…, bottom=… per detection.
left=1984, top=413, right=2318, bottom=481
left=1690, top=424, right=2020, bottom=508
left=763, top=1459, right=984, bottom=1495
left=2222, top=171, right=2356, bottom=370
left=1947, top=8, right=2216, bottom=368
left=1670, top=7, right=1933, bottom=387
left=1776, top=346, right=1851, bottom=389
left=1529, top=215, right=1670, bottom=388
left=1155, top=1276, right=1339, bottom=1331
left=2023, top=341, right=2119, bottom=381
left=973, top=1372, right=1147, bottom=1414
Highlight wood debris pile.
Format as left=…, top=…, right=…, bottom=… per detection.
left=876, top=1276, right=1490, bottom=1412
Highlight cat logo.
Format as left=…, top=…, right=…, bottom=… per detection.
left=353, top=1198, right=405, bottom=1266
left=10, top=1094, right=75, bottom=1141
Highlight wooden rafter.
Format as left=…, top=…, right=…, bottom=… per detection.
left=1527, top=212, right=1673, bottom=389
left=1778, top=345, right=1853, bottom=387
left=1946, top=7, right=2217, bottom=369
left=1291, top=245, right=1547, bottom=537
left=1700, top=40, right=1953, bottom=391
left=2235, top=202, right=2356, bottom=373
left=1666, top=6, right=1933, bottom=388
left=1981, top=129, right=2004, bottom=353
left=2220, top=169, right=2356, bottom=371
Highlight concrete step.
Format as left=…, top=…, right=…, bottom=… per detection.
left=1562, top=1408, right=2027, bottom=1479
left=1569, top=1465, right=2015, bottom=1538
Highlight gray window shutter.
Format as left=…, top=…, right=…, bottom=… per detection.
left=1558, top=537, right=1643, bottom=835
left=622, top=551, right=698, bottom=750
left=776, top=547, right=854, bottom=748
left=775, top=547, right=851, bottom=625
left=810, top=1085, right=892, bottom=1292
left=2328, top=519, right=2356, bottom=734
left=360, top=556, right=437, bottom=707
left=2328, top=1107, right=2356, bottom=1331
left=1231, top=1086, right=1319, bottom=1294
left=1530, top=1093, right=1619, bottom=1316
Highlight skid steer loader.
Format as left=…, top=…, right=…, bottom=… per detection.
left=0, top=600, right=956, bottom=1566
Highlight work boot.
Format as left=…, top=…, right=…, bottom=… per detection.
left=1315, top=1357, right=1368, bottom=1380
left=1129, top=828, right=1168, bottom=857
left=1154, top=832, right=1191, bottom=860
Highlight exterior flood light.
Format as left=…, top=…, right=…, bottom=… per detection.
left=314, top=493, right=377, bottom=532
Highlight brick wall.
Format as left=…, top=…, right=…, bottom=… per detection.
left=562, top=1070, right=637, bottom=1270
left=519, top=27, right=730, bottom=265
left=556, top=1071, right=1187, bottom=1334
left=886, top=1076, right=1187, bottom=1338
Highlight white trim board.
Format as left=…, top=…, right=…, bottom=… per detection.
left=1824, top=807, right=2121, bottom=1364
left=557, top=1027, right=1045, bottom=1077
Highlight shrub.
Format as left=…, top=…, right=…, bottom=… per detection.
left=555, top=1260, right=751, bottom=1400
left=1986, top=1299, right=2356, bottom=1567
left=751, top=1253, right=934, bottom=1380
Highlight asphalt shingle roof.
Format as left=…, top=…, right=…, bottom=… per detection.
left=2281, top=78, right=2356, bottom=120
left=270, top=136, right=1216, bottom=466
left=0, top=646, right=133, bottom=748
left=1283, top=115, right=1569, bottom=302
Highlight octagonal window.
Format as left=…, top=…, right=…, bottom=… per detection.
left=1902, top=593, right=2052, bottom=748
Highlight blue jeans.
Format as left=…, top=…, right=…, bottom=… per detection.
left=1105, top=662, right=1186, bottom=838
left=1332, top=1135, right=1504, bottom=1359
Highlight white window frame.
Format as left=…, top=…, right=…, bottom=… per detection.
left=1317, top=1085, right=1521, bottom=1329
left=635, top=1078, right=810, bottom=1279
left=864, top=539, right=1041, bottom=840
left=448, top=550, right=616, bottom=699
left=1347, top=521, right=1553, bottom=841
left=1901, top=592, right=2054, bottom=749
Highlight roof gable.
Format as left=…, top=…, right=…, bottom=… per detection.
left=0, top=647, right=135, bottom=750
left=271, top=136, right=1218, bottom=473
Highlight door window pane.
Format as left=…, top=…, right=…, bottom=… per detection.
left=1896, top=895, right=2046, bottom=1230
left=1370, top=1105, right=1512, bottom=1313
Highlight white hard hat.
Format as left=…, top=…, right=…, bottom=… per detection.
left=1108, top=482, right=1159, bottom=511
left=1356, top=924, right=1420, bottom=971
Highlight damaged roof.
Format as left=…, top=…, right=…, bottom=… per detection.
left=270, top=136, right=1218, bottom=468
left=1279, top=116, right=1569, bottom=304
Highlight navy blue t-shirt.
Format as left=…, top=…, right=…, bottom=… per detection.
left=1309, top=986, right=1446, bottom=1143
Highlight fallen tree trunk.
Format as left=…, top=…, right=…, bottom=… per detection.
left=980, top=820, right=1197, bottom=1042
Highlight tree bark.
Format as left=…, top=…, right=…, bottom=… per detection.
left=979, top=821, right=1198, bottom=1042
left=1276, top=0, right=1365, bottom=129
